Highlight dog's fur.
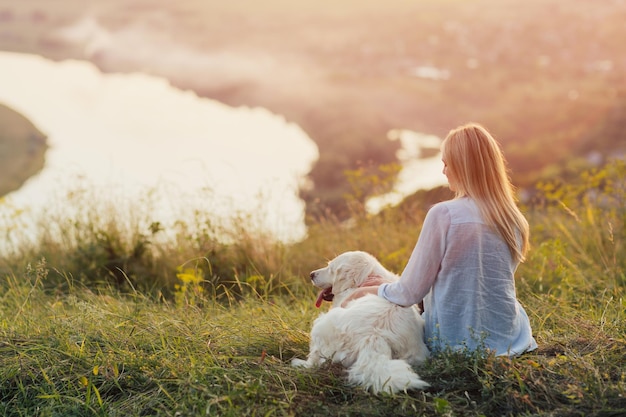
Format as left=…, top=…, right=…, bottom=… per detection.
left=291, top=251, right=429, bottom=394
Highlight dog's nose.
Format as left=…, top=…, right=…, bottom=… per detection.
left=310, top=271, right=316, bottom=280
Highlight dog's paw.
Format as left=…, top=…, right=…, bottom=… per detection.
left=290, top=358, right=309, bottom=368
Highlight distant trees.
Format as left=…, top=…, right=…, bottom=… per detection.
left=0, top=103, right=47, bottom=196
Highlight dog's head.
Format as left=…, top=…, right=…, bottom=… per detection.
left=310, top=251, right=380, bottom=307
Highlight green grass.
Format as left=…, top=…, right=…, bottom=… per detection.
left=1, top=268, right=624, bottom=416
left=0, top=160, right=625, bottom=416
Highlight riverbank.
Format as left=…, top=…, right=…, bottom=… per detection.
left=0, top=103, right=47, bottom=196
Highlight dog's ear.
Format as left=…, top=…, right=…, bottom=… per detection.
left=332, top=254, right=374, bottom=294
left=331, top=264, right=356, bottom=295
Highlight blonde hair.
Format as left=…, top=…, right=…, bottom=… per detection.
left=441, top=123, right=529, bottom=262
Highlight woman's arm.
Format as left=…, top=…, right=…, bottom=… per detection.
left=341, top=203, right=450, bottom=308
left=378, top=203, right=450, bottom=306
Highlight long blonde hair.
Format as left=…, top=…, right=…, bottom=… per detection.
left=441, top=123, right=529, bottom=262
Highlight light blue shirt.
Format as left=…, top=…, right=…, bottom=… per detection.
left=379, top=197, right=537, bottom=356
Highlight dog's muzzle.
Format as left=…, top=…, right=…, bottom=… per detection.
left=310, top=271, right=334, bottom=307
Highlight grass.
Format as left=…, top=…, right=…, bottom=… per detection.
left=1, top=268, right=624, bottom=416
left=0, top=159, right=625, bottom=416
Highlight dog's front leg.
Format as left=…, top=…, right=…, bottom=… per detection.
left=291, top=344, right=325, bottom=368
left=292, top=310, right=341, bottom=368
left=290, top=357, right=309, bottom=367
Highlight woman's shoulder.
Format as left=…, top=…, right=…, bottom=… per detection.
left=430, top=198, right=481, bottom=223
left=430, top=197, right=475, bottom=211
left=424, top=199, right=456, bottom=222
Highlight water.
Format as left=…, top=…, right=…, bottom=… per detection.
left=367, top=130, right=447, bottom=213
left=0, top=51, right=446, bottom=247
left=0, top=51, right=318, bottom=243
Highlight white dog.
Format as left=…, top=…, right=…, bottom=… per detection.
left=291, top=251, right=430, bottom=394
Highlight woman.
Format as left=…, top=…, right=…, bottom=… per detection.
left=349, top=123, right=537, bottom=356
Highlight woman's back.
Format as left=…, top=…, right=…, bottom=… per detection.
left=423, top=197, right=536, bottom=355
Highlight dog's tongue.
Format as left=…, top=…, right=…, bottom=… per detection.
left=315, top=288, right=334, bottom=308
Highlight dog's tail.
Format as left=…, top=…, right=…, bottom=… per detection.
left=347, top=336, right=429, bottom=394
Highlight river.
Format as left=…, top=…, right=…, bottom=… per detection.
left=0, top=51, right=446, bottom=247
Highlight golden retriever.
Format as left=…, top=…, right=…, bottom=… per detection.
left=291, top=251, right=429, bottom=394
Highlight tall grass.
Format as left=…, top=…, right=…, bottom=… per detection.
left=522, top=158, right=625, bottom=298
left=0, top=159, right=625, bottom=416
left=0, top=182, right=300, bottom=298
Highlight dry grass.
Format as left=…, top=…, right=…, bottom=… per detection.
left=0, top=160, right=625, bottom=415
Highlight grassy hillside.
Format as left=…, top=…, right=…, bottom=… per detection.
left=0, top=274, right=622, bottom=416
left=0, top=103, right=47, bottom=196
left=0, top=158, right=624, bottom=415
